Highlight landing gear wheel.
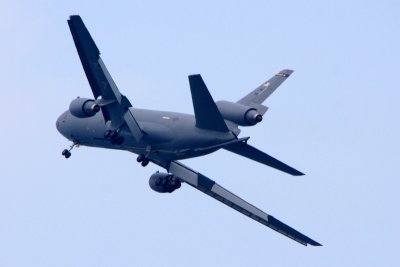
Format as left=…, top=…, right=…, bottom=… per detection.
left=110, top=131, right=119, bottom=140
left=62, top=149, right=71, bottom=159
left=61, top=142, right=77, bottom=159
left=137, top=154, right=145, bottom=162
left=107, top=130, right=124, bottom=145
left=110, top=136, right=124, bottom=145
left=141, top=159, right=149, bottom=167
left=62, top=149, right=68, bottom=156
left=115, top=136, right=124, bottom=145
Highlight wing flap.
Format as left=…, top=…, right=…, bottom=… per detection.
left=224, top=141, right=304, bottom=176
left=123, top=109, right=144, bottom=141
left=168, top=161, right=321, bottom=246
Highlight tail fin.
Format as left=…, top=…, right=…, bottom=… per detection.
left=188, top=75, right=229, bottom=132
left=238, top=69, right=294, bottom=113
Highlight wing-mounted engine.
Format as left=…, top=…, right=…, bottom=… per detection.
left=216, top=100, right=265, bottom=126
left=69, top=97, right=100, bottom=118
left=149, top=172, right=182, bottom=193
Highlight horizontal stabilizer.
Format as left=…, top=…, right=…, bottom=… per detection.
left=188, top=75, right=229, bottom=132
left=224, top=141, right=304, bottom=176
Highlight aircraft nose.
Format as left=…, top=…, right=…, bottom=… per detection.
left=56, top=111, right=70, bottom=138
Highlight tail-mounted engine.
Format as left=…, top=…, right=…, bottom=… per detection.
left=149, top=172, right=181, bottom=193
left=216, top=100, right=264, bottom=126
left=69, top=97, right=100, bottom=118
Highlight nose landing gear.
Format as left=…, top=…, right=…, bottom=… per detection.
left=62, top=149, right=71, bottom=158
left=62, top=142, right=78, bottom=159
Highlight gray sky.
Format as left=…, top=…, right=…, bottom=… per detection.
left=1, top=0, right=399, bottom=266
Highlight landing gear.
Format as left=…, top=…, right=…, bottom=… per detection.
left=110, top=136, right=124, bottom=145
left=137, top=154, right=150, bottom=167
left=137, top=154, right=145, bottom=162
left=104, top=129, right=124, bottom=145
left=61, top=142, right=78, bottom=159
left=62, top=149, right=71, bottom=159
left=141, top=159, right=150, bottom=167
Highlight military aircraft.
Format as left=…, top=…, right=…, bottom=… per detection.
left=56, top=15, right=321, bottom=246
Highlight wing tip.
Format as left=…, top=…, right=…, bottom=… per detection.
left=68, top=14, right=81, bottom=21
left=276, top=69, right=294, bottom=77
left=282, top=69, right=295, bottom=74
left=303, top=235, right=322, bottom=246
left=293, top=171, right=305, bottom=176
left=298, top=238, right=322, bottom=246
left=267, top=215, right=321, bottom=247
left=308, top=241, right=323, bottom=246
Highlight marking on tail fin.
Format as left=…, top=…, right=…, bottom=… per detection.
left=276, top=72, right=290, bottom=77
left=255, top=82, right=271, bottom=96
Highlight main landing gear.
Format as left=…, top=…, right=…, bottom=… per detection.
left=62, top=142, right=78, bottom=159
left=137, top=154, right=150, bottom=167
left=104, top=129, right=124, bottom=145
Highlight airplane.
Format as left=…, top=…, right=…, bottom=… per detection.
left=56, top=15, right=321, bottom=246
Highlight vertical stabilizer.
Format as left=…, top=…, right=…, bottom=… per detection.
left=188, top=75, right=229, bottom=132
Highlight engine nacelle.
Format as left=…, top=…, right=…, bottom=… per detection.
left=149, top=172, right=181, bottom=193
left=69, top=97, right=100, bottom=118
left=216, top=100, right=263, bottom=126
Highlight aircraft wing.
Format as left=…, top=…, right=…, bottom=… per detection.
left=68, top=15, right=143, bottom=141
left=238, top=69, right=294, bottom=113
left=167, top=161, right=321, bottom=246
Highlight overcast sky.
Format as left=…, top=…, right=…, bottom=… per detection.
left=1, top=0, right=399, bottom=266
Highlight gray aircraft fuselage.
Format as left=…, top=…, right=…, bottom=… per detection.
left=57, top=108, right=236, bottom=162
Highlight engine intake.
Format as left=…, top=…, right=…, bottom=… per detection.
left=149, top=172, right=181, bottom=193
left=216, top=100, right=263, bottom=126
left=69, top=97, right=100, bottom=118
